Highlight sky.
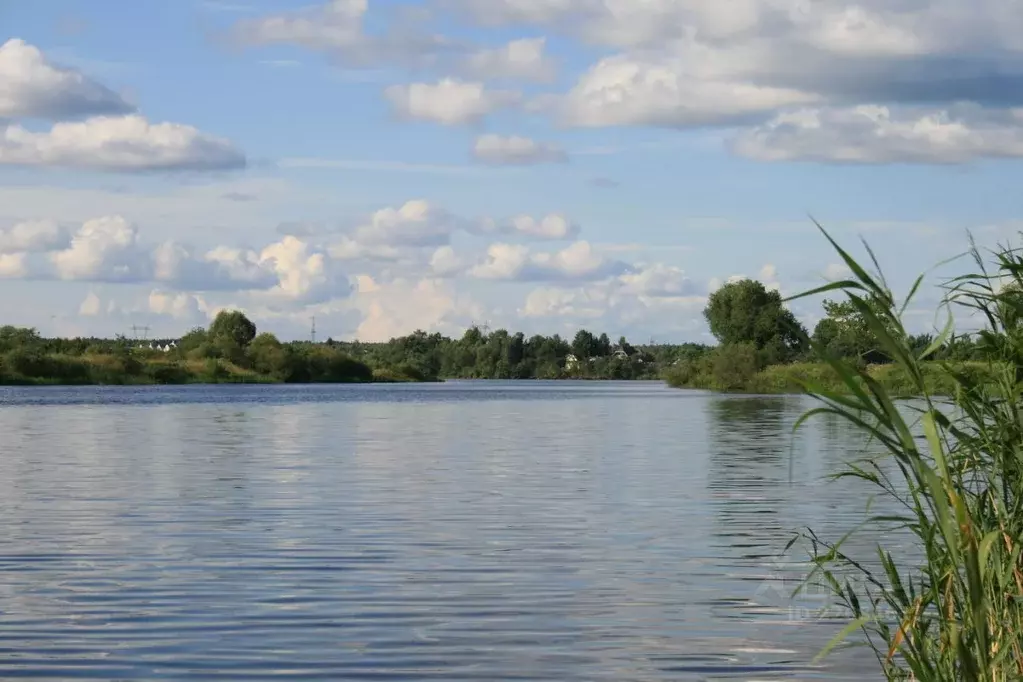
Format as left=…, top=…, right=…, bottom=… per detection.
left=1, top=0, right=1021, bottom=343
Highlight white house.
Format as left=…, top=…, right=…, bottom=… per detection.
left=565, top=354, right=579, bottom=370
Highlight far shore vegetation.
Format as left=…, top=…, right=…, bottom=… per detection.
left=0, top=311, right=698, bottom=386
left=662, top=271, right=996, bottom=396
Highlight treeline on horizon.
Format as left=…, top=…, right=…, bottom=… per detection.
left=664, top=277, right=994, bottom=394
left=0, top=278, right=995, bottom=389
left=0, top=312, right=705, bottom=386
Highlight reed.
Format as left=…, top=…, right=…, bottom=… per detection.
left=787, top=224, right=1023, bottom=681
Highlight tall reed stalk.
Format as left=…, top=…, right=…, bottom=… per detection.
left=786, top=224, right=1023, bottom=681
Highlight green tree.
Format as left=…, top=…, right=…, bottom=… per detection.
left=247, top=332, right=289, bottom=378
left=704, top=279, right=805, bottom=360
left=812, top=297, right=892, bottom=364
left=572, top=329, right=598, bottom=359
left=0, top=326, right=41, bottom=352
left=208, top=310, right=257, bottom=364
left=209, top=311, right=257, bottom=348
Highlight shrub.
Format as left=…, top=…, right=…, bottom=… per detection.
left=709, top=342, right=759, bottom=391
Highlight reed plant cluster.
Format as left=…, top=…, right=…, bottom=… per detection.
left=790, top=226, right=1023, bottom=680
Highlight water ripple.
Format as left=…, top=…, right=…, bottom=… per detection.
left=0, top=383, right=888, bottom=680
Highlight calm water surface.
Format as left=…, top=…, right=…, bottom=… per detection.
left=0, top=381, right=891, bottom=680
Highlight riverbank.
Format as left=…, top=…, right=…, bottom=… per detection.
left=664, top=360, right=998, bottom=396
left=0, top=353, right=432, bottom=386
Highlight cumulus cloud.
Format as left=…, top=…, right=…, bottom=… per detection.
left=447, top=0, right=1023, bottom=163
left=520, top=286, right=608, bottom=319
left=148, top=290, right=206, bottom=320
left=385, top=79, right=520, bottom=126
left=470, top=240, right=630, bottom=282
left=349, top=200, right=466, bottom=247
left=51, top=216, right=148, bottom=282
left=258, top=235, right=350, bottom=303
left=463, top=38, right=556, bottom=82
left=231, top=0, right=452, bottom=66
left=0, top=215, right=348, bottom=308
left=518, top=263, right=707, bottom=337
left=429, top=245, right=464, bottom=277
left=472, top=134, right=567, bottom=164
left=0, top=220, right=69, bottom=253
left=0, top=253, right=27, bottom=278
left=0, top=115, right=246, bottom=171
left=555, top=52, right=818, bottom=128
left=352, top=275, right=483, bottom=342
left=78, top=291, right=102, bottom=316
left=617, top=263, right=695, bottom=297
left=232, top=0, right=368, bottom=51
left=478, top=213, right=580, bottom=240
left=0, top=38, right=132, bottom=119
left=824, top=263, right=853, bottom=281
left=733, top=105, right=1023, bottom=164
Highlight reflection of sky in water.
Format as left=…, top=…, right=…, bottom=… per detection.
left=0, top=382, right=902, bottom=680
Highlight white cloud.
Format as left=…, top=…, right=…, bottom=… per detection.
left=258, top=235, right=350, bottom=303
left=385, top=79, right=520, bottom=126
left=555, top=52, right=817, bottom=128
left=504, top=213, right=579, bottom=239
left=825, top=263, right=853, bottom=281
left=231, top=0, right=452, bottom=66
left=0, top=220, right=68, bottom=253
left=0, top=253, right=27, bottom=278
left=232, top=0, right=369, bottom=53
left=733, top=105, right=1023, bottom=164
left=328, top=237, right=405, bottom=262
left=518, top=268, right=707, bottom=339
left=618, top=263, right=695, bottom=297
left=470, top=240, right=630, bottom=281
left=448, top=0, right=583, bottom=27
left=472, top=134, right=567, bottom=165
left=429, top=245, right=464, bottom=276
left=51, top=216, right=147, bottom=282
left=79, top=292, right=102, bottom=316
left=520, top=286, right=607, bottom=319
left=759, top=263, right=781, bottom=292
left=0, top=38, right=132, bottom=119
left=148, top=290, right=207, bottom=320
left=350, top=200, right=465, bottom=247
left=452, top=0, right=1023, bottom=164
left=463, top=38, right=556, bottom=82
left=352, top=276, right=483, bottom=341
left=0, top=115, right=246, bottom=171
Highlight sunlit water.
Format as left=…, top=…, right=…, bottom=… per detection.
left=0, top=381, right=895, bottom=680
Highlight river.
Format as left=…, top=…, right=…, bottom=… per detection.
left=0, top=381, right=890, bottom=680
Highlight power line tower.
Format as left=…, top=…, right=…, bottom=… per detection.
left=310, top=316, right=317, bottom=344
left=131, top=324, right=151, bottom=341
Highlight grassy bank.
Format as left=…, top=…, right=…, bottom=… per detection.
left=0, top=353, right=381, bottom=386
left=665, top=359, right=999, bottom=396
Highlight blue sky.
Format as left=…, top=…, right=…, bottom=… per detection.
left=1, top=0, right=1021, bottom=342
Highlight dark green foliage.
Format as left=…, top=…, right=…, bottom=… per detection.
left=209, top=311, right=257, bottom=348
left=704, top=279, right=806, bottom=359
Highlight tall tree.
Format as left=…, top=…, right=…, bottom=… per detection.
left=704, top=279, right=805, bottom=359
left=209, top=310, right=257, bottom=348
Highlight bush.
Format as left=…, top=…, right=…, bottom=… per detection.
left=145, top=362, right=192, bottom=384
left=709, top=342, right=759, bottom=391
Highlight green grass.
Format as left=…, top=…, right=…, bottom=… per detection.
left=665, top=359, right=999, bottom=397
left=783, top=224, right=1023, bottom=680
